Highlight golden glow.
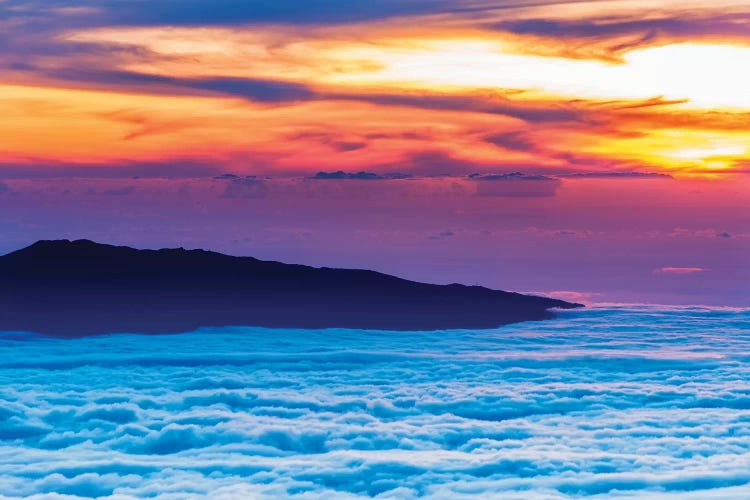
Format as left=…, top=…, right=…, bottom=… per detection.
left=0, top=83, right=524, bottom=171
left=622, top=44, right=750, bottom=109
left=322, top=41, right=750, bottom=111
left=68, top=27, right=750, bottom=113
left=6, top=14, right=750, bottom=175
left=670, top=145, right=747, bottom=161
left=0, top=84, right=264, bottom=161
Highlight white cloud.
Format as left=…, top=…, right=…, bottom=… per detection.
left=0, top=306, right=749, bottom=498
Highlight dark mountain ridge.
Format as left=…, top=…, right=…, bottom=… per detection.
left=0, top=239, right=583, bottom=336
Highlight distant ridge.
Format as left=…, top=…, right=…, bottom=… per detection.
left=0, top=240, right=583, bottom=336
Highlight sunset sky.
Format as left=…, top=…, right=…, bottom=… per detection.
left=1, top=0, right=749, bottom=305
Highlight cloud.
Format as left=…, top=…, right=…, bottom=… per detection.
left=428, top=230, right=456, bottom=240
left=537, top=290, right=600, bottom=304
left=332, top=91, right=590, bottom=124
left=47, top=68, right=316, bottom=103
left=331, top=142, right=367, bottom=152
left=485, top=131, right=538, bottom=152
left=89, top=0, right=469, bottom=27
left=664, top=228, right=744, bottom=240
left=364, top=132, right=431, bottom=141
left=469, top=172, right=562, bottom=197
left=492, top=13, right=750, bottom=58
left=0, top=0, right=482, bottom=50
left=565, top=171, right=673, bottom=179
left=389, top=150, right=481, bottom=176
left=100, top=186, right=135, bottom=196
left=311, top=171, right=412, bottom=180
left=219, top=176, right=269, bottom=199
left=0, top=307, right=750, bottom=498
left=381, top=150, right=550, bottom=177
left=287, top=132, right=367, bottom=153
left=469, top=172, right=557, bottom=182
left=0, top=159, right=221, bottom=179
left=655, top=267, right=710, bottom=274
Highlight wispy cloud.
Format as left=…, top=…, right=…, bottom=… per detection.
left=655, top=267, right=710, bottom=275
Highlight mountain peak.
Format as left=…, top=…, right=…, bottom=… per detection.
left=7, top=239, right=225, bottom=260
left=13, top=238, right=108, bottom=253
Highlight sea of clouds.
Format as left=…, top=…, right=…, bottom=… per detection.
left=1, top=306, right=750, bottom=499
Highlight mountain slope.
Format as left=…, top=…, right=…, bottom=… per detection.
left=0, top=239, right=582, bottom=336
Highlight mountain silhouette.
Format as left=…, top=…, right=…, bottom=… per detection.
left=0, top=240, right=583, bottom=336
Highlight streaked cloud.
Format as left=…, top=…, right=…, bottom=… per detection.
left=311, top=171, right=412, bottom=180
left=2, top=0, right=750, bottom=176
left=655, top=267, right=710, bottom=274
left=564, top=171, right=672, bottom=179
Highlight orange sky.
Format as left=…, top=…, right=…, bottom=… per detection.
left=3, top=0, right=750, bottom=177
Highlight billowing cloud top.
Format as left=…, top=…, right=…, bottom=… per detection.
left=2, top=306, right=750, bottom=498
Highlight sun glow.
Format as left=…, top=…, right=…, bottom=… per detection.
left=9, top=26, right=750, bottom=175
left=670, top=145, right=747, bottom=161
left=70, top=28, right=750, bottom=111
left=324, top=40, right=750, bottom=111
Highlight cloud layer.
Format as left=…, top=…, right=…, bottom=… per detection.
left=1, top=306, right=750, bottom=498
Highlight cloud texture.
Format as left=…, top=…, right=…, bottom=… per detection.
left=1, top=306, right=750, bottom=498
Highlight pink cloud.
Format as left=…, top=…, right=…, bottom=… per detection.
left=536, top=290, right=601, bottom=304
left=655, top=267, right=710, bottom=275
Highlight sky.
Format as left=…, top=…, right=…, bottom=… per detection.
left=1, top=0, right=749, bottom=305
